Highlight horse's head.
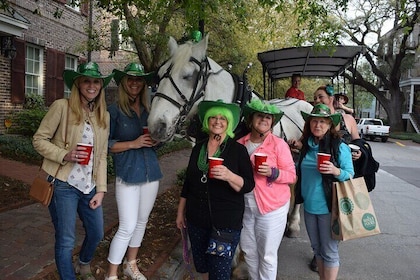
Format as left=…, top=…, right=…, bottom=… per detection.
left=148, top=34, right=235, bottom=142
left=148, top=35, right=209, bottom=142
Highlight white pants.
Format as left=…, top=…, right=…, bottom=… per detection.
left=107, top=177, right=159, bottom=265
left=240, top=195, right=290, bottom=280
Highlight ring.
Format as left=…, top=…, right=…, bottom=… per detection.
left=75, top=154, right=78, bottom=158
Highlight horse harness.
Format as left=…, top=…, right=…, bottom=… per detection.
left=153, top=55, right=251, bottom=138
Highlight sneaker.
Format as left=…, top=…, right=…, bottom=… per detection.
left=123, top=259, right=147, bottom=280
left=74, top=261, right=96, bottom=280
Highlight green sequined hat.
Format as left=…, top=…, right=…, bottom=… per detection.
left=243, top=98, right=284, bottom=126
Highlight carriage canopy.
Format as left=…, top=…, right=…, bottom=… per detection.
left=257, top=46, right=364, bottom=98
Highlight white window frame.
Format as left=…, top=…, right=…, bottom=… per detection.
left=64, top=55, right=78, bottom=98
left=66, top=0, right=80, bottom=12
left=119, top=20, right=136, bottom=52
left=25, top=44, right=44, bottom=96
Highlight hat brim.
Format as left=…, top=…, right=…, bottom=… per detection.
left=112, top=69, right=154, bottom=85
left=198, top=100, right=240, bottom=130
left=63, top=70, right=114, bottom=90
left=301, top=111, right=342, bottom=127
left=243, top=106, right=284, bottom=126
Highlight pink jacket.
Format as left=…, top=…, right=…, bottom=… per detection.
left=238, top=133, right=296, bottom=214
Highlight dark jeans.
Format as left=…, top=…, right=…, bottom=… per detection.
left=187, top=222, right=241, bottom=280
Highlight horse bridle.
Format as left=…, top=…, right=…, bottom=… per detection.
left=153, top=56, right=214, bottom=136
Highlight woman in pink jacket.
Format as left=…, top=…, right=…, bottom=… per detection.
left=237, top=99, right=297, bottom=280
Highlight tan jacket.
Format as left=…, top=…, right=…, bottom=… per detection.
left=33, top=99, right=109, bottom=192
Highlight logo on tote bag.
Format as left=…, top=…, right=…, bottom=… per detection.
left=362, top=213, right=377, bottom=231
left=339, top=197, right=354, bottom=215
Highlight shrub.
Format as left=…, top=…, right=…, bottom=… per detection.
left=176, top=168, right=187, bottom=186
left=9, top=94, right=47, bottom=136
left=0, top=135, right=42, bottom=165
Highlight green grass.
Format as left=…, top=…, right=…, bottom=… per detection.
left=390, top=132, right=420, bottom=143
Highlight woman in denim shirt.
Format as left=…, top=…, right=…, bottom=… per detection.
left=105, top=63, right=162, bottom=280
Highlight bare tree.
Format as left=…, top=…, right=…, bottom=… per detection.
left=336, top=0, right=419, bottom=131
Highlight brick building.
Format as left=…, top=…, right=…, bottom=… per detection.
left=0, top=0, right=133, bottom=134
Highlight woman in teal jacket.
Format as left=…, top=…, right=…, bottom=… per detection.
left=295, top=103, right=354, bottom=280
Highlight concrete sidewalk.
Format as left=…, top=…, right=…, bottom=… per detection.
left=0, top=149, right=191, bottom=280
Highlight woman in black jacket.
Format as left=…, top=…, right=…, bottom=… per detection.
left=176, top=100, right=255, bottom=280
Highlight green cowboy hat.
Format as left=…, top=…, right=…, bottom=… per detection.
left=63, top=61, right=114, bottom=90
left=198, top=99, right=241, bottom=130
left=243, top=98, right=284, bottom=126
left=112, top=63, right=154, bottom=85
left=301, top=103, right=342, bottom=127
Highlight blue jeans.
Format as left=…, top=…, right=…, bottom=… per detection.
left=48, top=178, right=104, bottom=280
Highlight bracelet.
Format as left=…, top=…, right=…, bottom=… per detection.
left=267, top=167, right=279, bottom=182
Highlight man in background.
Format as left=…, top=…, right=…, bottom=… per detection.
left=285, top=73, right=306, bottom=100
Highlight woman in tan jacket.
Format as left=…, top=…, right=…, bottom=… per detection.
left=33, top=62, right=113, bottom=280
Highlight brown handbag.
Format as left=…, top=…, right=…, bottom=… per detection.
left=29, top=176, right=54, bottom=206
left=30, top=103, right=69, bottom=207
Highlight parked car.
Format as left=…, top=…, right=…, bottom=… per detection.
left=357, top=118, right=390, bottom=142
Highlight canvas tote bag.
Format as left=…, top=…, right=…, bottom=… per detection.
left=331, top=177, right=381, bottom=241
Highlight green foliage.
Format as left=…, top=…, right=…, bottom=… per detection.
left=9, top=109, right=47, bottom=136
left=0, top=135, right=42, bottom=165
left=0, top=134, right=192, bottom=176
left=23, top=93, right=47, bottom=110
left=8, top=94, right=47, bottom=137
left=176, top=168, right=187, bottom=186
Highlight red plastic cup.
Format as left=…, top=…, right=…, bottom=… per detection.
left=254, top=153, right=268, bottom=172
left=317, top=153, right=331, bottom=171
left=77, top=143, right=93, bottom=165
left=208, top=157, right=224, bottom=178
left=143, top=126, right=149, bottom=134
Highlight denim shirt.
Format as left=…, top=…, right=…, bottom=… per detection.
left=108, top=103, right=163, bottom=184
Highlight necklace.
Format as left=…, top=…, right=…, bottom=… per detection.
left=197, top=138, right=227, bottom=183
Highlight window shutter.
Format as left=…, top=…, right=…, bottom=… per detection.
left=11, top=38, right=25, bottom=104
left=45, top=49, right=65, bottom=105
left=81, top=1, right=89, bottom=16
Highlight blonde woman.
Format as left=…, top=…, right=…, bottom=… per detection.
left=33, top=62, right=113, bottom=280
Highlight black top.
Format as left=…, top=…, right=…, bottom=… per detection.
left=181, top=137, right=255, bottom=230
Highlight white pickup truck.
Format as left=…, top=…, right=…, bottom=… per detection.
left=357, top=118, right=390, bottom=142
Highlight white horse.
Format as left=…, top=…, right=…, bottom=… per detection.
left=148, top=34, right=312, bottom=278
